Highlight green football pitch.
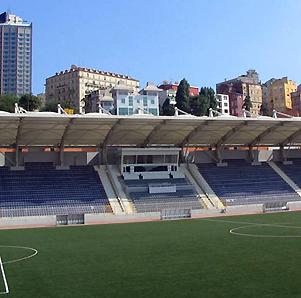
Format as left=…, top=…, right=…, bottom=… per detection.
left=1, top=211, right=301, bottom=298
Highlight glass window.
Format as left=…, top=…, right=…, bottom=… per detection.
left=118, top=107, right=128, bottom=115
left=121, top=98, right=125, bottom=104
left=143, top=98, right=147, bottom=106
left=148, top=108, right=158, bottom=115
left=129, top=98, right=133, bottom=106
left=151, top=99, right=155, bottom=104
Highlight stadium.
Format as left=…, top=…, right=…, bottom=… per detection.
left=1, top=109, right=301, bottom=297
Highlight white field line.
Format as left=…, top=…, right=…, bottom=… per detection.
left=0, top=257, right=9, bottom=295
left=229, top=225, right=301, bottom=238
left=0, top=245, right=38, bottom=265
left=200, top=217, right=301, bottom=229
left=200, top=218, right=301, bottom=238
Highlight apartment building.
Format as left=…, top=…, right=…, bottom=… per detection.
left=216, top=70, right=262, bottom=116
left=266, top=77, right=297, bottom=115
left=113, top=82, right=160, bottom=116
left=0, top=12, right=32, bottom=95
left=45, top=65, right=139, bottom=113
left=216, top=94, right=230, bottom=115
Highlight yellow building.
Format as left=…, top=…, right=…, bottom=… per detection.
left=268, top=77, right=297, bottom=113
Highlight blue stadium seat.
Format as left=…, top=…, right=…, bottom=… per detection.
left=197, top=160, right=300, bottom=207
left=0, top=163, right=111, bottom=217
left=122, top=178, right=203, bottom=213
left=277, top=159, right=301, bottom=189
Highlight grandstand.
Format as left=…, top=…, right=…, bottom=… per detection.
left=1, top=111, right=301, bottom=226
left=277, top=159, right=301, bottom=188
left=197, top=160, right=300, bottom=208
left=0, top=163, right=111, bottom=217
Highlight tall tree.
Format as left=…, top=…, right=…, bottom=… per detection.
left=42, top=98, right=78, bottom=113
left=0, top=94, right=19, bottom=113
left=162, top=97, right=175, bottom=116
left=260, top=102, right=269, bottom=116
left=189, top=96, right=201, bottom=116
left=198, top=93, right=210, bottom=116
left=196, top=87, right=217, bottom=116
left=207, top=87, right=217, bottom=111
left=19, top=94, right=41, bottom=111
left=175, top=79, right=190, bottom=113
left=41, top=100, right=58, bottom=112
left=243, top=95, right=252, bottom=112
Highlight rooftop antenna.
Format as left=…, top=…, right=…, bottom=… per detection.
left=174, top=107, right=195, bottom=117
left=98, top=104, right=112, bottom=115
left=57, top=104, right=68, bottom=115
left=14, top=103, right=27, bottom=114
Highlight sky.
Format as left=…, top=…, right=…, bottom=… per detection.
left=2, top=0, right=301, bottom=94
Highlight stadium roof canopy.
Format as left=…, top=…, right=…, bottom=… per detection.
left=1, top=113, right=301, bottom=148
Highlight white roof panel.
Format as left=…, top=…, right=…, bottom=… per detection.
left=0, top=114, right=301, bottom=148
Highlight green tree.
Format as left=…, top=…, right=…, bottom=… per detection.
left=198, top=93, right=210, bottom=116
left=260, top=102, right=269, bottom=116
left=162, top=97, right=175, bottom=116
left=175, top=79, right=190, bottom=113
left=195, top=87, right=217, bottom=116
left=19, top=94, right=41, bottom=111
left=41, top=101, right=59, bottom=112
left=207, top=88, right=217, bottom=111
left=189, top=96, right=201, bottom=116
left=42, top=98, right=78, bottom=113
left=0, top=94, right=19, bottom=113
left=243, top=95, right=252, bottom=112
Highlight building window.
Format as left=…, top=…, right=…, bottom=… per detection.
left=129, top=98, right=133, bottom=106
left=148, top=108, right=158, bottom=116
left=151, top=99, right=155, bottom=104
left=118, top=108, right=128, bottom=115
left=121, top=98, right=125, bottom=104
left=143, top=98, right=147, bottom=106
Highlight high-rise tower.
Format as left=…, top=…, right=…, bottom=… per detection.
left=0, top=12, right=32, bottom=96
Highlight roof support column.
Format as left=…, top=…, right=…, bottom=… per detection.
left=278, top=127, right=301, bottom=164
left=101, top=120, right=121, bottom=165
left=142, top=120, right=166, bottom=147
left=215, top=145, right=227, bottom=166
left=280, top=145, right=287, bottom=163
left=102, top=146, right=108, bottom=165
left=58, top=119, right=74, bottom=168
left=179, top=121, right=210, bottom=163
left=214, top=122, right=247, bottom=166
left=59, top=143, right=65, bottom=167
left=15, top=145, right=20, bottom=167
left=14, top=118, right=23, bottom=168
left=247, top=122, right=284, bottom=165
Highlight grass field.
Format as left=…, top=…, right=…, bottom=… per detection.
left=1, top=211, right=301, bottom=298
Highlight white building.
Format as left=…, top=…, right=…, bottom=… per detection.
left=216, top=94, right=230, bottom=115
left=158, top=89, right=176, bottom=108
left=84, top=89, right=114, bottom=113
left=113, top=82, right=160, bottom=116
